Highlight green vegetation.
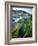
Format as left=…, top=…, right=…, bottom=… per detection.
left=11, top=15, right=32, bottom=38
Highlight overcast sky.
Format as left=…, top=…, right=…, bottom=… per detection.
left=12, top=7, right=32, bottom=14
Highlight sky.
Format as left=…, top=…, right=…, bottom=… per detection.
left=12, top=7, right=32, bottom=14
